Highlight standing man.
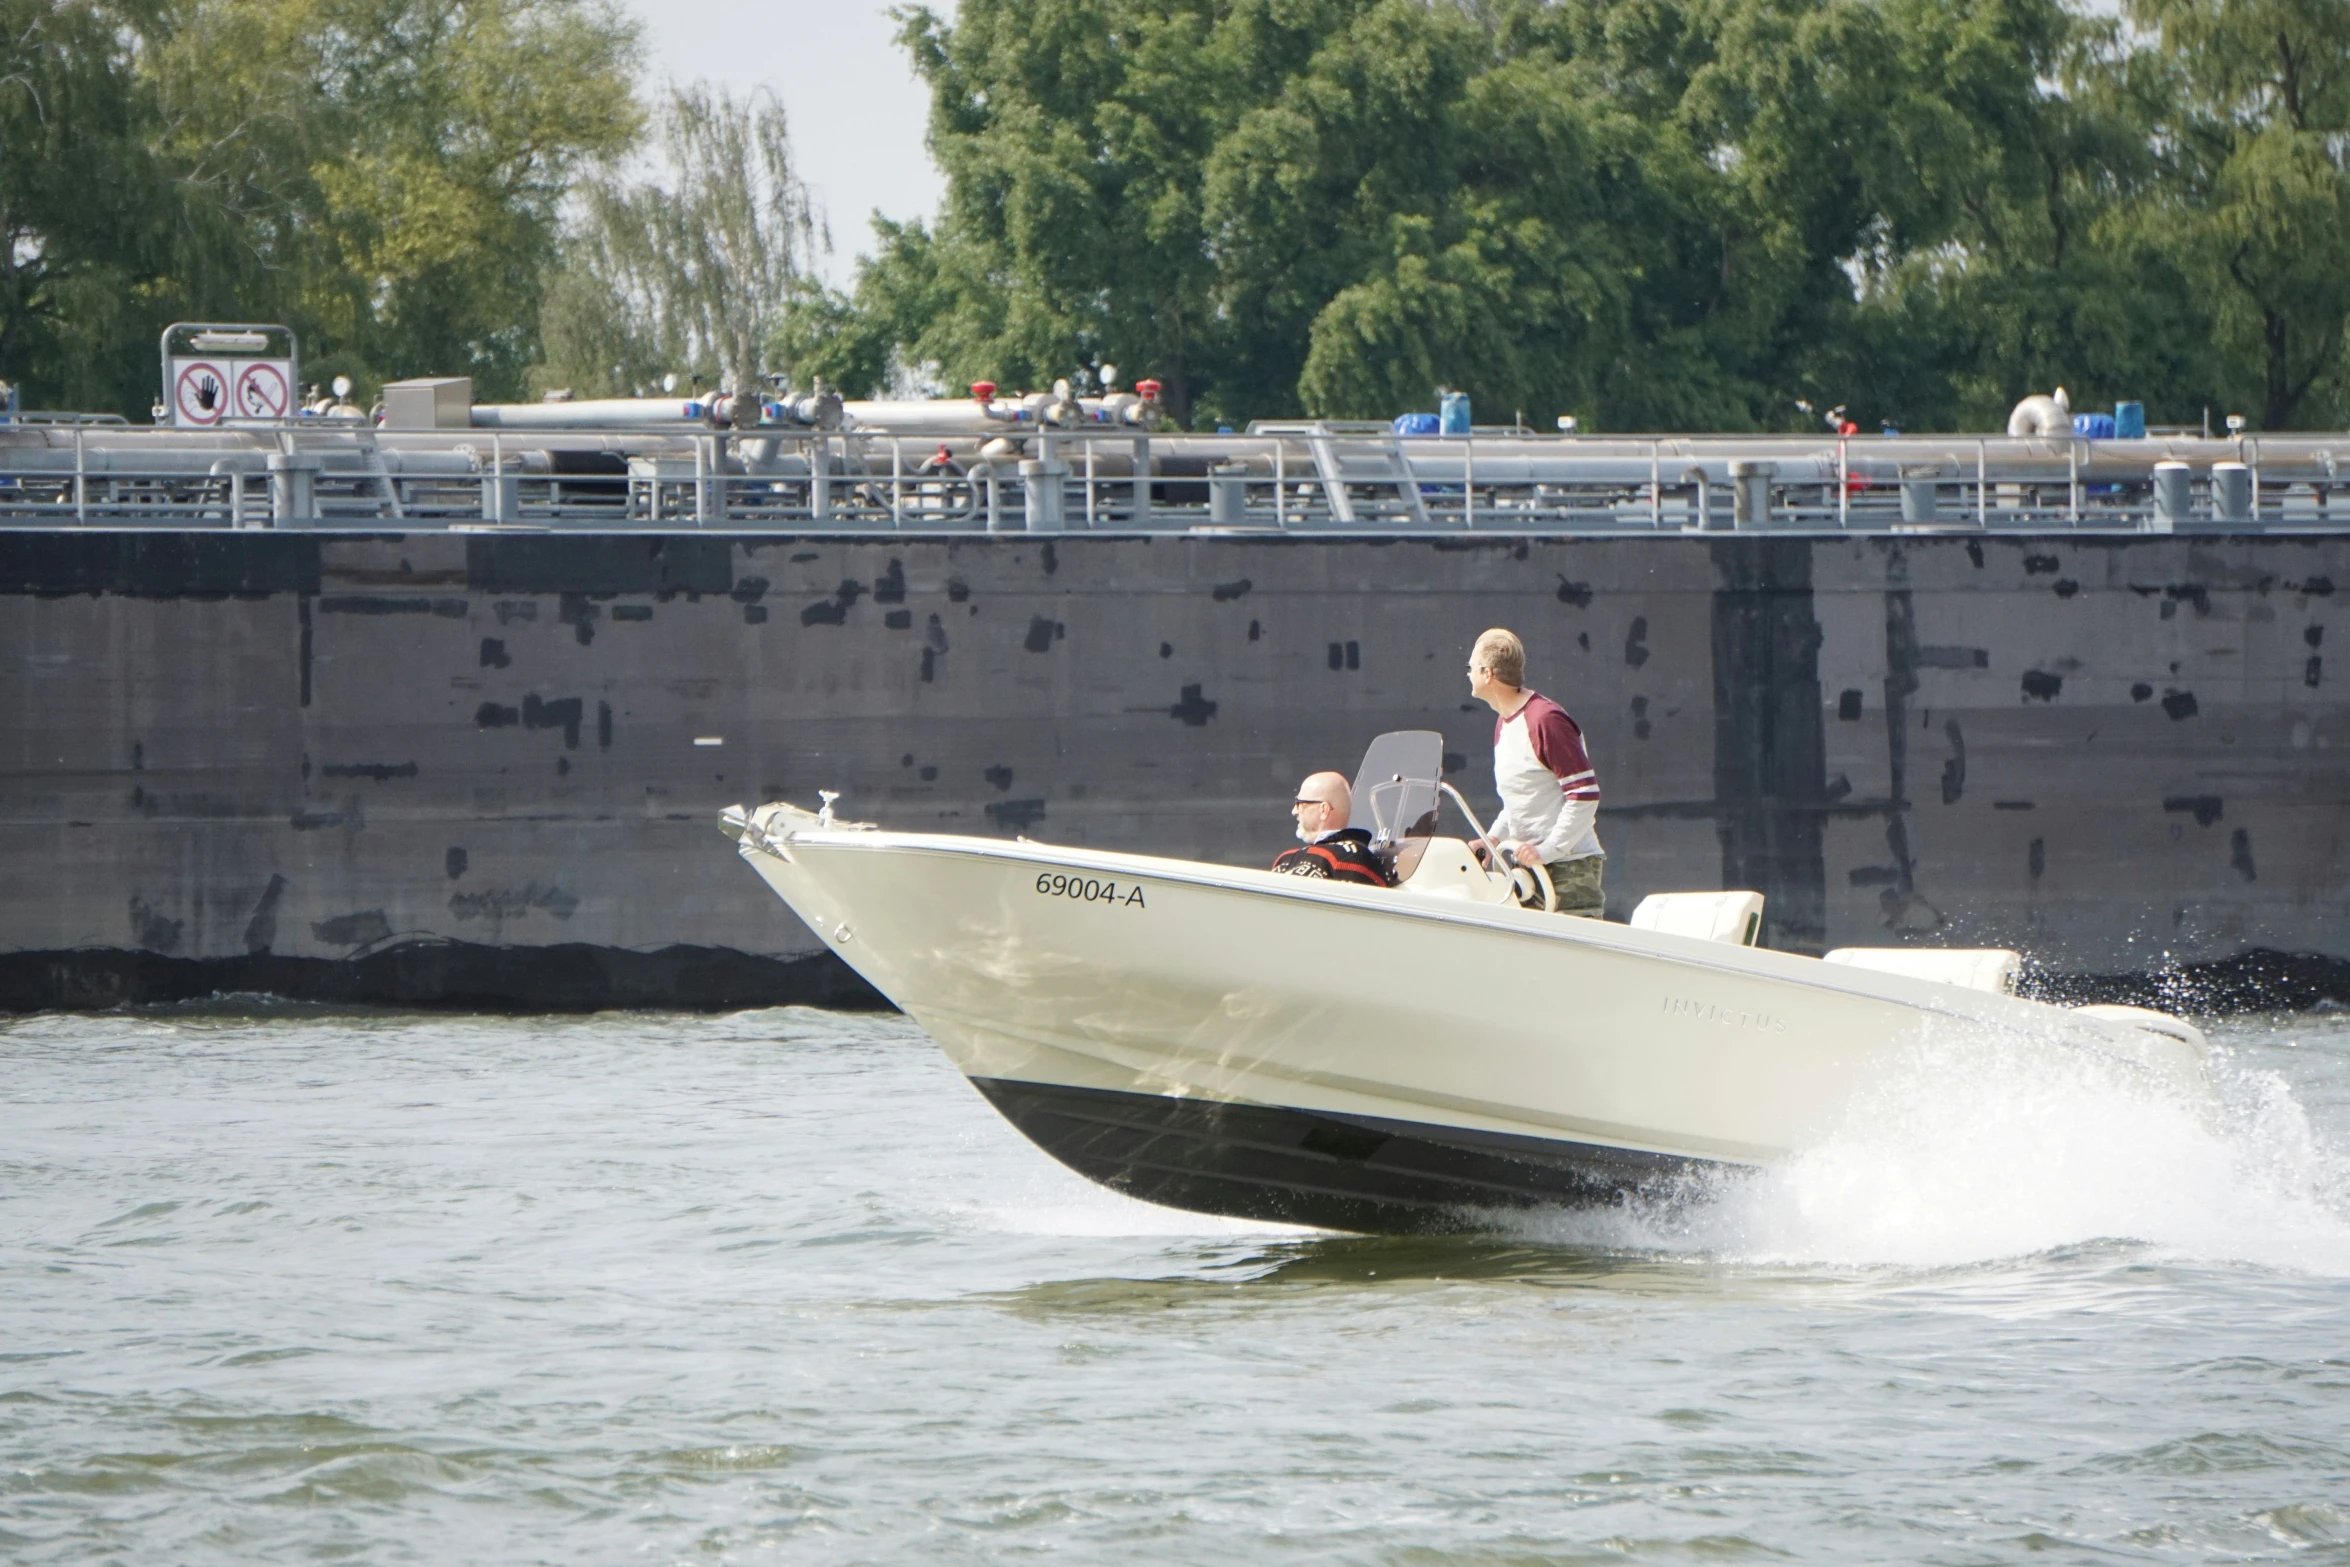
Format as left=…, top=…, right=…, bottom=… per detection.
left=1467, top=628, right=1605, bottom=916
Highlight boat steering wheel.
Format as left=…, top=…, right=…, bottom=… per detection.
left=1507, top=856, right=1558, bottom=913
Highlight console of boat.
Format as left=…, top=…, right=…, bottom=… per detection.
left=720, top=731, right=2213, bottom=1234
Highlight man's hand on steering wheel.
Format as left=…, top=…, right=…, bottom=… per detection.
left=1479, top=837, right=1539, bottom=869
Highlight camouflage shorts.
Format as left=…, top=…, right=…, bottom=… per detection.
left=1529, top=855, right=1605, bottom=917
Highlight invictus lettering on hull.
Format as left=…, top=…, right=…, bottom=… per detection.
left=1661, top=996, right=1788, bottom=1034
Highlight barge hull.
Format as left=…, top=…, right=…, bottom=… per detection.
left=1, top=531, right=2342, bottom=1010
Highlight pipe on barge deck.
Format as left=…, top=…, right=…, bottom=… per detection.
left=7, top=421, right=2349, bottom=532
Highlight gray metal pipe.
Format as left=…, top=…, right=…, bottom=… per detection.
left=18, top=417, right=2350, bottom=536
left=22, top=423, right=2350, bottom=487
left=470, top=399, right=705, bottom=430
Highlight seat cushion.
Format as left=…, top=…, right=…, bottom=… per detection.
left=1628, top=891, right=1765, bottom=946
left=1821, top=947, right=2021, bottom=995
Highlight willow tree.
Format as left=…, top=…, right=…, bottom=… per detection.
left=2094, top=0, right=2350, bottom=428
left=536, top=83, right=826, bottom=398
left=150, top=0, right=644, bottom=401
left=0, top=0, right=175, bottom=413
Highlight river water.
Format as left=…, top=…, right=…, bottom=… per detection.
left=4, top=1006, right=2348, bottom=1565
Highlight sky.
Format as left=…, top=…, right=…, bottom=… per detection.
left=615, top=1, right=948, bottom=283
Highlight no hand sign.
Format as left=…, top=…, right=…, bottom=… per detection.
left=174, top=361, right=228, bottom=426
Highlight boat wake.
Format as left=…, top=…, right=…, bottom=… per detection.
left=1512, top=1022, right=2350, bottom=1275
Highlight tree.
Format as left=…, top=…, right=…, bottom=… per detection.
left=831, top=0, right=1297, bottom=425
left=1, top=0, right=640, bottom=415
left=799, top=0, right=2151, bottom=432
left=149, top=0, right=644, bottom=402
left=16, top=0, right=2350, bottom=432
left=537, top=82, right=825, bottom=399
left=0, top=0, right=175, bottom=413
left=1830, top=2, right=2221, bottom=432
left=2096, top=0, right=2350, bottom=427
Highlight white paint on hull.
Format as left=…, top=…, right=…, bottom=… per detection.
left=729, top=803, right=2215, bottom=1172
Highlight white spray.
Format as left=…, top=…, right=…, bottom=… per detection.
left=1533, top=1020, right=2350, bottom=1275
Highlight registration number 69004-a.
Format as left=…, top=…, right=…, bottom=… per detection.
left=1034, top=872, right=1146, bottom=909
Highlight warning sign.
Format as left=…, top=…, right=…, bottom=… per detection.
left=234, top=361, right=291, bottom=420
left=160, top=324, right=301, bottom=428
left=167, top=356, right=296, bottom=426
left=174, top=361, right=228, bottom=426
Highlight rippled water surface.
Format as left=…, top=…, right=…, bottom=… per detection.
left=5, top=1006, right=2349, bottom=1565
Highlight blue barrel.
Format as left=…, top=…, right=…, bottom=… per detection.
left=2073, top=412, right=2117, bottom=440
left=1439, top=391, right=1471, bottom=435
left=1392, top=412, right=1440, bottom=437
left=2115, top=401, right=2146, bottom=439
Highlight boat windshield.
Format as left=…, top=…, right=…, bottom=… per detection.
left=1349, top=730, right=1444, bottom=846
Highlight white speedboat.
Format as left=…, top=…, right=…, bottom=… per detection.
left=720, top=733, right=2211, bottom=1234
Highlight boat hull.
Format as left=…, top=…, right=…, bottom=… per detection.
left=726, top=807, right=2211, bottom=1233
left=970, top=1075, right=1711, bottom=1232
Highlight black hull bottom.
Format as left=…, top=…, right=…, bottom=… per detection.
left=968, top=1075, right=1728, bottom=1234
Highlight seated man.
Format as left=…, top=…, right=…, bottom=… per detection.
left=1271, top=772, right=1396, bottom=886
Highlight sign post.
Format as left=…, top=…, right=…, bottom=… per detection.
left=159, top=323, right=299, bottom=428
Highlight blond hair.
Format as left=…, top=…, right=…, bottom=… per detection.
left=1471, top=627, right=1526, bottom=688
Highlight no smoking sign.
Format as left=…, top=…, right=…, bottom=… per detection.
left=235, top=361, right=291, bottom=420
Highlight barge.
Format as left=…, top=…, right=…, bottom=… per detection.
left=3, top=385, right=2344, bottom=1010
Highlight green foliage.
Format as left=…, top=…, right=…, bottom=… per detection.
left=13, top=0, right=2350, bottom=430
left=161, top=0, right=642, bottom=402
left=0, top=1, right=177, bottom=413
left=2099, top=0, right=2350, bottom=428
left=0, top=0, right=639, bottom=415
left=788, top=0, right=2350, bottom=431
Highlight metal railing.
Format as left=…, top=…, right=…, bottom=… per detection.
left=3, top=423, right=2344, bottom=534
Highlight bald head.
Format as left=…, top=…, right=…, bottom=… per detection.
left=1292, top=770, right=1353, bottom=837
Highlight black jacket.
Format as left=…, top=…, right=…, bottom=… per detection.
left=1271, top=828, right=1394, bottom=887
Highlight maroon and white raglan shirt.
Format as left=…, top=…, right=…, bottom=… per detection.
left=1489, top=692, right=1602, bottom=864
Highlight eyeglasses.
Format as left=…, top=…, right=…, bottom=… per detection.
left=1293, top=798, right=1334, bottom=810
